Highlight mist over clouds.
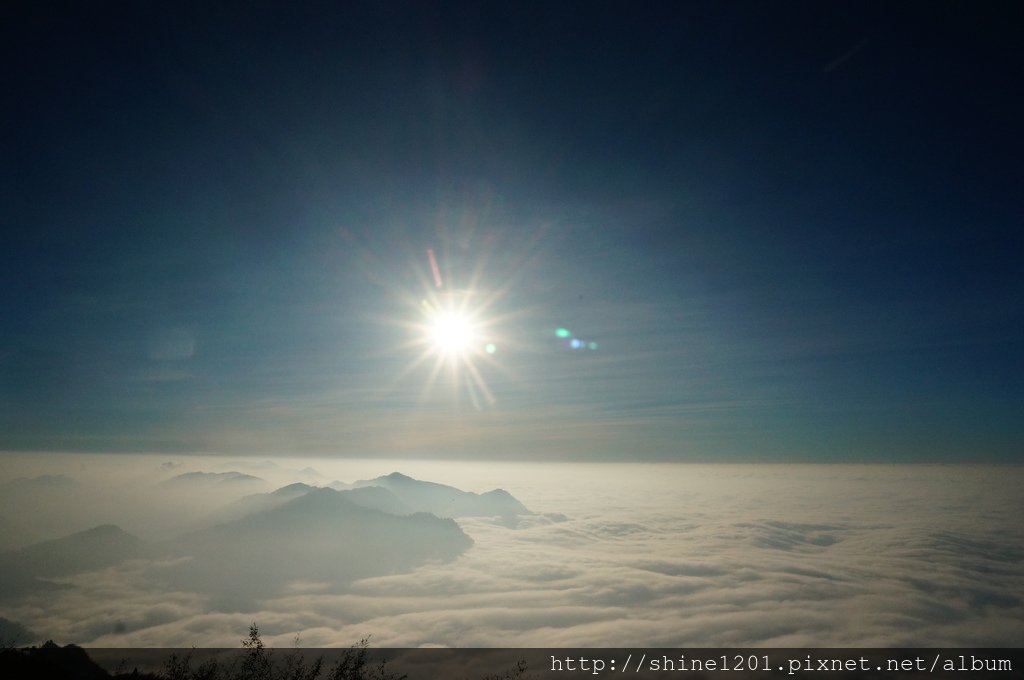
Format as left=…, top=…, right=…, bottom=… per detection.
left=0, top=456, right=1020, bottom=648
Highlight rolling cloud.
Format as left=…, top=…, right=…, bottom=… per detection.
left=0, top=457, right=1020, bottom=648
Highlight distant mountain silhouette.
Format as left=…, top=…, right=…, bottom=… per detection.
left=338, top=485, right=415, bottom=516
left=160, top=471, right=265, bottom=488
left=213, top=473, right=528, bottom=524
left=0, top=641, right=112, bottom=680
left=0, top=525, right=148, bottom=598
left=165, top=487, right=472, bottom=598
left=343, top=472, right=530, bottom=518
left=0, top=474, right=76, bottom=491
left=0, top=474, right=523, bottom=608
left=209, top=483, right=417, bottom=526
left=207, top=482, right=317, bottom=524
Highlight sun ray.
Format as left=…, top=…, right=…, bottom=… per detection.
left=368, top=230, right=554, bottom=411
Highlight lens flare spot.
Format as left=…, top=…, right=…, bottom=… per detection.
left=485, top=343, right=497, bottom=354
left=555, top=328, right=571, bottom=338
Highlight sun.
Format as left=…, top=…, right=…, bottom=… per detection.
left=428, top=310, right=477, bottom=356
left=391, top=288, right=501, bottom=408
left=381, top=246, right=518, bottom=409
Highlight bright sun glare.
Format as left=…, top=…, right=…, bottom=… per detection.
left=387, top=248, right=511, bottom=408
left=429, top=311, right=476, bottom=355
left=396, top=289, right=500, bottom=408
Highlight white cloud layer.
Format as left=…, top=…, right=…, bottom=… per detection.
left=0, top=457, right=1021, bottom=648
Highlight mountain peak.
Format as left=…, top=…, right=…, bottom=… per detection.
left=271, top=482, right=314, bottom=496
left=3, top=524, right=148, bottom=588
left=351, top=473, right=530, bottom=518
left=80, top=524, right=130, bottom=538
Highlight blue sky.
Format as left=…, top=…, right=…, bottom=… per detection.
left=2, top=2, right=1021, bottom=461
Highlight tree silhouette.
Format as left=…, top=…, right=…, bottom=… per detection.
left=155, top=625, right=407, bottom=680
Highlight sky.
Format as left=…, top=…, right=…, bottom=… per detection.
left=2, top=2, right=1022, bottom=461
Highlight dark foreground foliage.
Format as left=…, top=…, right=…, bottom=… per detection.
left=0, top=625, right=527, bottom=680
left=159, top=625, right=405, bottom=680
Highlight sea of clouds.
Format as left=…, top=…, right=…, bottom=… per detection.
left=0, top=456, right=1021, bottom=648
